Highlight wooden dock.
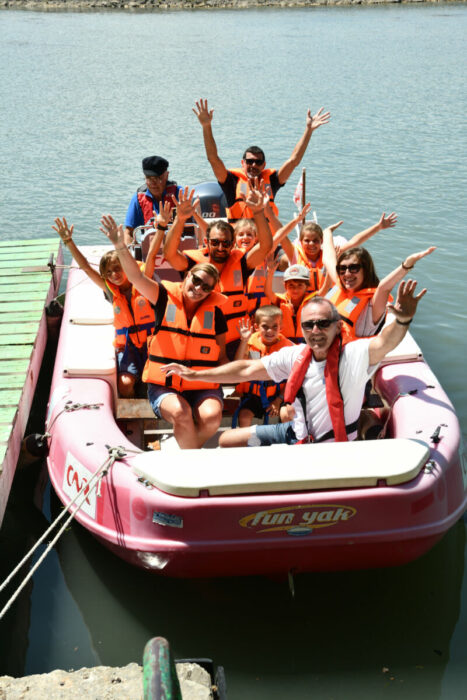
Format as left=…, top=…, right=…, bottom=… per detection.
left=0, top=238, right=63, bottom=526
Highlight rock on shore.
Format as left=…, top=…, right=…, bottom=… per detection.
left=0, top=0, right=453, bottom=12
left=0, top=662, right=214, bottom=700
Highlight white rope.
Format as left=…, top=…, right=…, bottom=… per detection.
left=0, top=446, right=127, bottom=620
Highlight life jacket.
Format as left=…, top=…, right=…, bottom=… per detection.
left=236, top=332, right=293, bottom=399
left=292, top=242, right=326, bottom=293
left=226, top=168, right=279, bottom=221
left=283, top=337, right=357, bottom=443
left=276, top=292, right=318, bottom=344
left=184, top=248, right=249, bottom=343
left=142, top=281, right=226, bottom=391
left=136, top=182, right=180, bottom=225
left=106, top=270, right=155, bottom=351
left=325, top=285, right=377, bottom=344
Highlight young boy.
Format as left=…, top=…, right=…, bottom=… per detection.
left=233, top=305, right=293, bottom=428
left=265, top=263, right=317, bottom=344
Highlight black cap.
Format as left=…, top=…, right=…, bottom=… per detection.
left=142, top=156, right=168, bottom=177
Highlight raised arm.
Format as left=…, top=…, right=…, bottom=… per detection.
left=340, top=212, right=397, bottom=253
left=193, top=99, right=229, bottom=183
left=264, top=256, right=280, bottom=305
left=53, top=217, right=106, bottom=291
left=100, top=215, right=160, bottom=305
left=371, top=246, right=436, bottom=324
left=277, top=107, right=331, bottom=185
left=244, top=184, right=273, bottom=269
left=321, top=223, right=341, bottom=286
left=161, top=357, right=270, bottom=385
left=192, top=203, right=208, bottom=246
left=234, top=317, right=254, bottom=361
left=369, top=280, right=427, bottom=365
left=163, top=188, right=200, bottom=272
left=144, top=200, right=172, bottom=279
left=274, top=203, right=312, bottom=265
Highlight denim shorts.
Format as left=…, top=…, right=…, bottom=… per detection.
left=116, top=343, right=148, bottom=380
left=253, top=421, right=297, bottom=446
left=147, top=383, right=224, bottom=419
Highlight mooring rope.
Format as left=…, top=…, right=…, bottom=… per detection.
left=0, top=445, right=128, bottom=621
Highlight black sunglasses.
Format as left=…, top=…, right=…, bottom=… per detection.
left=244, top=158, right=264, bottom=166
left=336, top=263, right=362, bottom=275
left=208, top=238, right=232, bottom=248
left=301, top=319, right=336, bottom=330
left=191, top=273, right=214, bottom=293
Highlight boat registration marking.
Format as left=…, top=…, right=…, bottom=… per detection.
left=62, top=452, right=97, bottom=520
left=239, top=504, right=356, bottom=535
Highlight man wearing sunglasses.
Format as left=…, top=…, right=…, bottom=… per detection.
left=193, top=98, right=330, bottom=221
left=123, top=156, right=183, bottom=245
left=164, top=187, right=272, bottom=360
left=162, top=281, right=426, bottom=448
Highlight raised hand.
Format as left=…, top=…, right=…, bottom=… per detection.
left=100, top=214, right=125, bottom=248
left=245, top=179, right=266, bottom=213
left=156, top=200, right=172, bottom=228
left=307, top=107, right=331, bottom=132
left=387, top=279, right=427, bottom=322
left=52, top=217, right=74, bottom=244
left=172, top=187, right=200, bottom=221
left=327, top=220, right=344, bottom=234
left=378, top=212, right=397, bottom=230
left=237, top=316, right=253, bottom=342
left=403, top=246, right=436, bottom=270
left=193, top=98, right=214, bottom=126
left=296, top=202, right=312, bottom=222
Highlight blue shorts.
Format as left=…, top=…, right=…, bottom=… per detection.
left=147, top=383, right=224, bottom=419
left=253, top=421, right=297, bottom=446
left=116, top=343, right=148, bottom=380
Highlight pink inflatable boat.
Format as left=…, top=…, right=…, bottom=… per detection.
left=46, top=246, right=467, bottom=577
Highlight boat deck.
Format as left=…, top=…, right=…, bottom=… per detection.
left=0, top=238, right=63, bottom=525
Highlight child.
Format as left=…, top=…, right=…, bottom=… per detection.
left=265, top=263, right=318, bottom=344
left=232, top=306, right=293, bottom=428
left=52, top=209, right=170, bottom=397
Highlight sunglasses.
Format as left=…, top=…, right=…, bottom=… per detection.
left=244, top=158, right=264, bottom=166
left=190, top=273, right=214, bottom=294
left=336, top=263, right=362, bottom=275
left=208, top=238, right=232, bottom=248
left=301, top=319, right=336, bottom=330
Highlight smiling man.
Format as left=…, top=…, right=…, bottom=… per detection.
left=193, top=98, right=330, bottom=221
left=123, top=156, right=183, bottom=245
left=161, top=281, right=427, bottom=447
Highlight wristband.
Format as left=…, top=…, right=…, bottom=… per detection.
left=115, top=246, right=127, bottom=251
left=156, top=224, right=168, bottom=231
left=401, top=261, right=414, bottom=270
left=396, top=318, right=412, bottom=326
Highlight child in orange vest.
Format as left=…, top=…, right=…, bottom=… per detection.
left=232, top=305, right=293, bottom=428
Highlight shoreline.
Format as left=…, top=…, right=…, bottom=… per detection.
left=1, top=0, right=464, bottom=12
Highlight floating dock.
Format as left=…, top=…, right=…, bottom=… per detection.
left=0, top=238, right=63, bottom=526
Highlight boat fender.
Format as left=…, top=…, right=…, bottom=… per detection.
left=20, top=433, right=49, bottom=465
left=45, top=298, right=64, bottom=341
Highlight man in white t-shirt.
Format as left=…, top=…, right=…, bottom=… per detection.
left=161, top=280, right=426, bottom=447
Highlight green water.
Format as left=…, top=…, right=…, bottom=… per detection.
left=0, top=5, right=466, bottom=697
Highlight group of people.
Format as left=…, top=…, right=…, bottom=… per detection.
left=54, top=99, right=434, bottom=450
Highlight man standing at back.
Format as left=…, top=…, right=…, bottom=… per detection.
left=123, top=156, right=183, bottom=245
left=193, top=98, right=330, bottom=221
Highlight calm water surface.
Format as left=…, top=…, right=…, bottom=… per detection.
left=1, top=5, right=466, bottom=698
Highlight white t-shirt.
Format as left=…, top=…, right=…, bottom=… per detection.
left=261, top=339, right=379, bottom=441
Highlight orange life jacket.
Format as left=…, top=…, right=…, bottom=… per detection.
left=283, top=337, right=356, bottom=443
left=236, top=332, right=293, bottom=399
left=245, top=261, right=268, bottom=314
left=276, top=291, right=318, bottom=344
left=226, top=168, right=279, bottom=220
left=292, top=243, right=326, bottom=293
left=106, top=272, right=155, bottom=350
left=325, top=285, right=377, bottom=344
left=184, top=248, right=249, bottom=343
left=142, top=281, right=226, bottom=391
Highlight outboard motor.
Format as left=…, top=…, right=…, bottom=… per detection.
left=192, top=181, right=227, bottom=220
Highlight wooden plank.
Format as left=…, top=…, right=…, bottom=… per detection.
left=0, top=238, right=60, bottom=249
left=0, top=334, right=40, bottom=345
left=0, top=300, right=47, bottom=312
left=0, top=268, right=55, bottom=278
left=0, top=425, right=13, bottom=443
left=0, top=389, right=23, bottom=407
left=0, top=360, right=30, bottom=374
left=0, top=290, right=52, bottom=303
left=0, top=250, right=59, bottom=263
left=0, top=322, right=48, bottom=335
left=0, top=281, right=54, bottom=292
left=0, top=345, right=34, bottom=360
left=1, top=374, right=27, bottom=389
left=0, top=310, right=43, bottom=324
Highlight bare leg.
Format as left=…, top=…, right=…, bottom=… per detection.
left=238, top=408, right=254, bottom=428
left=158, top=394, right=199, bottom=449
left=193, top=398, right=223, bottom=448
left=118, top=372, right=136, bottom=398
left=219, top=426, right=253, bottom=448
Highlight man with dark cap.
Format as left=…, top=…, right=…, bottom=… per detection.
left=123, top=156, right=183, bottom=245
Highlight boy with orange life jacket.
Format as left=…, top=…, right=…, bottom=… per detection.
left=264, top=263, right=319, bottom=344
left=193, top=98, right=330, bottom=221
left=53, top=210, right=169, bottom=398
left=232, top=306, right=293, bottom=428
